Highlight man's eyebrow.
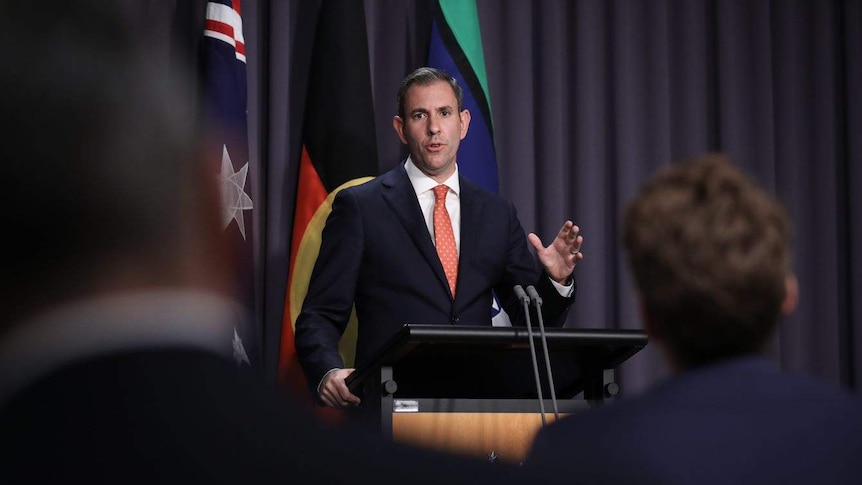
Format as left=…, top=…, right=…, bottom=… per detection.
left=411, top=105, right=453, bottom=113
left=408, top=105, right=453, bottom=116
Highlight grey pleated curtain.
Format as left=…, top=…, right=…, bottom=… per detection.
left=244, top=0, right=861, bottom=394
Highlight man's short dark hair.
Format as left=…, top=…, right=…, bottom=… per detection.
left=623, top=154, right=792, bottom=367
left=396, top=67, right=463, bottom=119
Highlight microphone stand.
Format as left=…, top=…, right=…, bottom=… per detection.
left=526, top=285, right=559, bottom=422
left=513, top=285, right=547, bottom=426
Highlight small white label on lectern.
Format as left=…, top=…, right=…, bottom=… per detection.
left=393, top=400, right=419, bottom=412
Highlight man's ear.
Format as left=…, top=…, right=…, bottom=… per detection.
left=638, top=294, right=683, bottom=372
left=781, top=273, right=799, bottom=316
left=459, top=109, right=471, bottom=140
left=392, top=116, right=407, bottom=145
left=638, top=295, right=660, bottom=340
left=180, top=148, right=232, bottom=295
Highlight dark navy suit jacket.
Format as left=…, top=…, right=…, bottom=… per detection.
left=295, top=164, right=575, bottom=394
left=526, top=356, right=862, bottom=484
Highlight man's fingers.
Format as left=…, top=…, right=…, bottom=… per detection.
left=321, top=387, right=359, bottom=408
left=571, top=234, right=584, bottom=253
left=527, top=232, right=544, bottom=252
left=320, top=389, right=339, bottom=408
left=335, top=368, right=361, bottom=404
left=319, top=368, right=361, bottom=408
left=334, top=380, right=361, bottom=405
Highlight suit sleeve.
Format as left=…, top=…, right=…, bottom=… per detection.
left=495, top=200, right=575, bottom=327
left=294, top=189, right=364, bottom=397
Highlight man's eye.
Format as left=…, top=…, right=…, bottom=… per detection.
left=440, top=109, right=451, bottom=117
left=412, top=113, right=426, bottom=120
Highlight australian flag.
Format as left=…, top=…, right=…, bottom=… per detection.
left=201, top=0, right=256, bottom=367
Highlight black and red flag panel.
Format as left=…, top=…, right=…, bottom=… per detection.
left=279, top=0, right=379, bottom=396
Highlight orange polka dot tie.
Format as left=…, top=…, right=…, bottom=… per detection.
left=433, top=185, right=458, bottom=297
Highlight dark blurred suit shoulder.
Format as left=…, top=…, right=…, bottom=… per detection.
left=0, top=349, right=331, bottom=483
left=1, top=348, right=561, bottom=484
left=527, top=356, right=862, bottom=485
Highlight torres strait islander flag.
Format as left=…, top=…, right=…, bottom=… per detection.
left=428, top=0, right=511, bottom=326
left=278, top=0, right=378, bottom=395
left=201, top=0, right=257, bottom=366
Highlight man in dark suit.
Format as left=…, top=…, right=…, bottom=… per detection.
left=526, top=155, right=862, bottom=484
left=295, top=67, right=585, bottom=408
left=0, top=4, right=568, bottom=484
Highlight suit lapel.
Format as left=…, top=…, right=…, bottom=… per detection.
left=381, top=166, right=452, bottom=298
left=454, top=177, right=484, bottom=307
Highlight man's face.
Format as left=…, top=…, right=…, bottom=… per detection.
left=393, top=80, right=471, bottom=182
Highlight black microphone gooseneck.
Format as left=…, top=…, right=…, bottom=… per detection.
left=526, top=285, right=560, bottom=422
left=513, top=284, right=547, bottom=426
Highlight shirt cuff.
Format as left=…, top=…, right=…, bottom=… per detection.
left=549, top=276, right=575, bottom=297
left=317, top=368, right=340, bottom=395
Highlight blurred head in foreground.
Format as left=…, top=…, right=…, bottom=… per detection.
left=0, top=2, right=228, bottom=329
left=623, top=154, right=798, bottom=370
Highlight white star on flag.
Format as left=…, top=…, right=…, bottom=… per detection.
left=219, top=145, right=253, bottom=239
left=233, top=327, right=251, bottom=366
left=491, top=293, right=512, bottom=327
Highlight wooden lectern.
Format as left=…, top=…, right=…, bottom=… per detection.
left=346, top=325, right=647, bottom=463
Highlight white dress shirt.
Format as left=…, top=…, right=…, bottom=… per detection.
left=404, top=157, right=573, bottom=296
left=405, top=157, right=461, bottom=254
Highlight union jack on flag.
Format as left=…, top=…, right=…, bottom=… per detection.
left=204, top=0, right=246, bottom=63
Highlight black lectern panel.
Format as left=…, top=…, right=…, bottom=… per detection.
left=346, top=325, right=647, bottom=399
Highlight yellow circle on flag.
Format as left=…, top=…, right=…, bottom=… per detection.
left=289, top=177, right=374, bottom=368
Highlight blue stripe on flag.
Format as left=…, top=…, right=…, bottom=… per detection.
left=428, top=21, right=499, bottom=195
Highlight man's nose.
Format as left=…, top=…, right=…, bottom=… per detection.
left=427, top=119, right=441, bottom=135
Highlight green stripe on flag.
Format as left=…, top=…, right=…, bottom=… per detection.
left=438, top=0, right=492, bottom=118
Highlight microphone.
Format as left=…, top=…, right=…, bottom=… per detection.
left=526, top=285, right=560, bottom=422
left=524, top=285, right=542, bottom=306
left=514, top=285, right=548, bottom=426
left=513, top=284, right=530, bottom=304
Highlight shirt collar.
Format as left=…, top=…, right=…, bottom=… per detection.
left=405, top=157, right=461, bottom=197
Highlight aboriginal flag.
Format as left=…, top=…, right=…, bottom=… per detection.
left=278, top=0, right=378, bottom=395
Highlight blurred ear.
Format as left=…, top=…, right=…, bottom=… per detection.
left=781, top=273, right=799, bottom=316
left=458, top=109, right=471, bottom=140
left=638, top=294, right=682, bottom=372
left=638, top=294, right=659, bottom=339
left=392, top=116, right=407, bottom=145
left=183, top=148, right=232, bottom=295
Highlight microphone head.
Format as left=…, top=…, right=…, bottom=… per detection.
left=512, top=285, right=529, bottom=304
left=525, top=285, right=543, bottom=305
